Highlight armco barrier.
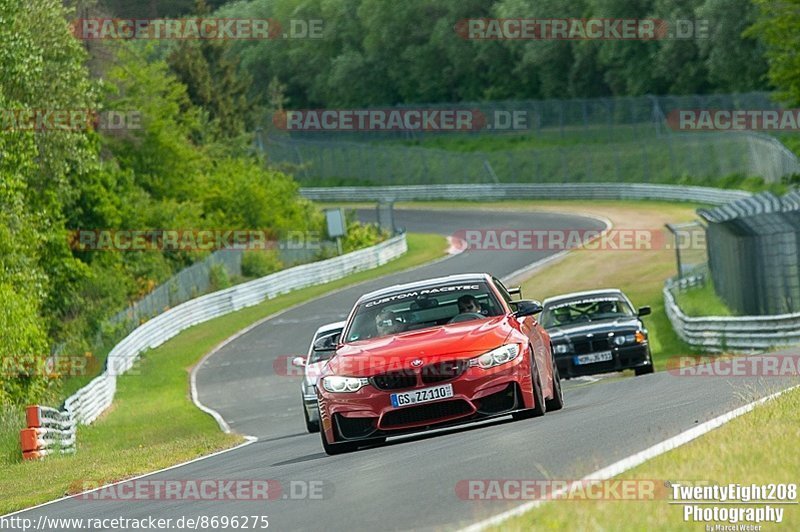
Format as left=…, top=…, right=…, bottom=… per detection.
left=21, top=234, right=407, bottom=458
left=663, top=275, right=800, bottom=352
left=299, top=183, right=751, bottom=205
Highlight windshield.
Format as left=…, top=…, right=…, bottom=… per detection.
left=540, top=295, right=635, bottom=328
left=344, top=282, right=503, bottom=342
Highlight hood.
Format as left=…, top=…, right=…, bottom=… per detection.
left=548, top=317, right=642, bottom=340
left=327, top=316, right=514, bottom=377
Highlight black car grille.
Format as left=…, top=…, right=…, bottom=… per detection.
left=381, top=400, right=473, bottom=428
left=573, top=337, right=612, bottom=355
left=371, top=370, right=417, bottom=391
left=421, top=360, right=468, bottom=384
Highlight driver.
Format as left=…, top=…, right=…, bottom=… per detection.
left=553, top=306, right=571, bottom=324
left=457, top=294, right=483, bottom=315
left=375, top=309, right=404, bottom=336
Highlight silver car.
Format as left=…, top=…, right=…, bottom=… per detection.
left=292, top=321, right=345, bottom=433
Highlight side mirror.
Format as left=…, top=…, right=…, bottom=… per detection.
left=291, top=356, right=306, bottom=368
left=638, top=306, right=651, bottom=317
left=313, top=333, right=340, bottom=352
left=514, top=300, right=543, bottom=317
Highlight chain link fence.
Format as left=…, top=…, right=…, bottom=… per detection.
left=263, top=92, right=800, bottom=185
left=698, top=191, right=800, bottom=315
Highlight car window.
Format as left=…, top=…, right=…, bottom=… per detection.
left=344, top=282, right=503, bottom=342
left=540, top=294, right=635, bottom=328
left=308, top=329, right=342, bottom=363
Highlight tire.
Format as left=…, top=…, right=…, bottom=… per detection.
left=303, top=403, right=320, bottom=433
left=512, top=351, right=546, bottom=420
left=320, top=419, right=359, bottom=455
left=545, top=352, right=564, bottom=411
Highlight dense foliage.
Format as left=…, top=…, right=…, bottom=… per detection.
left=213, top=0, right=770, bottom=108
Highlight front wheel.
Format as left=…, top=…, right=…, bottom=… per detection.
left=635, top=364, right=655, bottom=376
left=512, top=352, right=546, bottom=420
left=545, top=352, right=564, bottom=411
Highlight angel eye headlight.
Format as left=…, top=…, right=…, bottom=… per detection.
left=553, top=343, right=570, bottom=354
left=322, top=376, right=369, bottom=393
left=613, top=331, right=646, bottom=346
left=470, top=344, right=521, bottom=369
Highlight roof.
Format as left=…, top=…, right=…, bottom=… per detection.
left=314, top=320, right=346, bottom=336
left=356, top=273, right=491, bottom=303
left=542, top=288, right=624, bottom=306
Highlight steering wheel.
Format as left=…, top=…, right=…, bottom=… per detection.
left=448, top=312, right=485, bottom=324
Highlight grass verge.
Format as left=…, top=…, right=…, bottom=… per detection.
left=673, top=282, right=734, bottom=317
left=491, top=384, right=800, bottom=531
left=0, top=233, right=447, bottom=514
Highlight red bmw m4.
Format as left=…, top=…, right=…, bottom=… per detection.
left=317, top=273, right=564, bottom=454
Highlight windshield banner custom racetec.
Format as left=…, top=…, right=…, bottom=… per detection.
left=364, top=284, right=481, bottom=308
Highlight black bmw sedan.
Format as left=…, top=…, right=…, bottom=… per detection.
left=540, top=289, right=654, bottom=378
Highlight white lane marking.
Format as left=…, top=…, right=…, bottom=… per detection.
left=459, top=383, right=800, bottom=532
left=0, top=435, right=258, bottom=519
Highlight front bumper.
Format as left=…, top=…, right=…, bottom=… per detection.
left=555, top=343, right=651, bottom=378
left=318, top=357, right=533, bottom=442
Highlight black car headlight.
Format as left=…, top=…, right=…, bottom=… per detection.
left=613, top=331, right=646, bottom=346
left=553, top=343, right=571, bottom=355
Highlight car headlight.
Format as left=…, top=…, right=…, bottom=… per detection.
left=321, top=376, right=369, bottom=393
left=470, top=344, right=521, bottom=369
left=613, top=331, right=647, bottom=346
left=553, top=343, right=570, bottom=355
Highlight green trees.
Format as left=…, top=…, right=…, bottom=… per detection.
left=217, top=0, right=769, bottom=108
left=750, top=0, right=800, bottom=106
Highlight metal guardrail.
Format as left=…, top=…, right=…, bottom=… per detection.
left=663, top=273, right=800, bottom=352
left=300, top=183, right=752, bottom=205
left=20, top=234, right=407, bottom=459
